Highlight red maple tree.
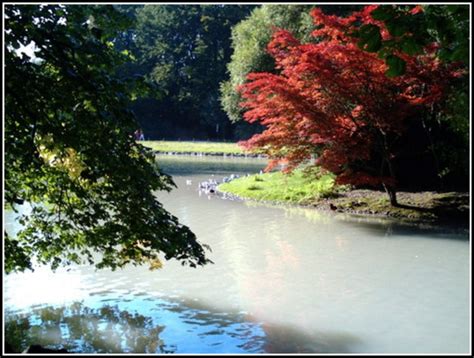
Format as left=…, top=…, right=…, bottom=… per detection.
left=238, top=6, right=459, bottom=205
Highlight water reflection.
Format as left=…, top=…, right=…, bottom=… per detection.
left=5, top=298, right=363, bottom=354
left=244, top=199, right=469, bottom=240
left=332, top=213, right=470, bottom=239
left=5, top=302, right=167, bottom=353
left=4, top=296, right=267, bottom=354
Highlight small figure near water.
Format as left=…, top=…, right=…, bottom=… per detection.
left=222, top=174, right=240, bottom=183
left=199, top=179, right=218, bottom=194
left=134, top=129, right=145, bottom=141
left=198, top=173, right=242, bottom=196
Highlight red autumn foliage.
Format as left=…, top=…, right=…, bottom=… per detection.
left=238, top=6, right=457, bottom=194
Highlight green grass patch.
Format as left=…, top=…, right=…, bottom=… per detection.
left=142, top=140, right=245, bottom=155
left=218, top=169, right=337, bottom=204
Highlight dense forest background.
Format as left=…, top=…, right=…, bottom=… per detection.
left=117, top=5, right=253, bottom=141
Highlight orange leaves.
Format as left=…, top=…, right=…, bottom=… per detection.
left=310, top=7, right=356, bottom=43
left=351, top=105, right=364, bottom=119
left=267, top=30, right=300, bottom=58
left=410, top=5, right=423, bottom=15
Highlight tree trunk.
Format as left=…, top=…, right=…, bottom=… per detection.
left=383, top=183, right=398, bottom=207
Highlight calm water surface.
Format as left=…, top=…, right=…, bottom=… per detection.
left=4, top=155, right=470, bottom=353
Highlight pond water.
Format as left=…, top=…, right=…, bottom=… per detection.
left=4, top=155, right=470, bottom=354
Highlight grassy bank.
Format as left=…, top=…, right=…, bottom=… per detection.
left=142, top=140, right=245, bottom=155
left=218, top=171, right=469, bottom=226
left=218, top=169, right=338, bottom=204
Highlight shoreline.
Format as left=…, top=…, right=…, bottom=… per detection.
left=147, top=149, right=468, bottom=230
left=216, top=187, right=470, bottom=230
left=151, top=150, right=265, bottom=158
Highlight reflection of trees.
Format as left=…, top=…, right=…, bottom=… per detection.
left=5, top=302, right=171, bottom=353
left=4, top=298, right=365, bottom=353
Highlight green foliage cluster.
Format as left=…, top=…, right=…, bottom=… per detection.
left=130, top=5, right=254, bottom=140
left=357, top=5, right=469, bottom=77
left=5, top=5, right=210, bottom=273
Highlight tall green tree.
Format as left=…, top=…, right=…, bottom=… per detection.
left=4, top=4, right=210, bottom=273
left=132, top=5, right=253, bottom=139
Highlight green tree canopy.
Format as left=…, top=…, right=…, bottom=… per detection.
left=132, top=5, right=254, bottom=139
left=4, top=4, right=210, bottom=273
